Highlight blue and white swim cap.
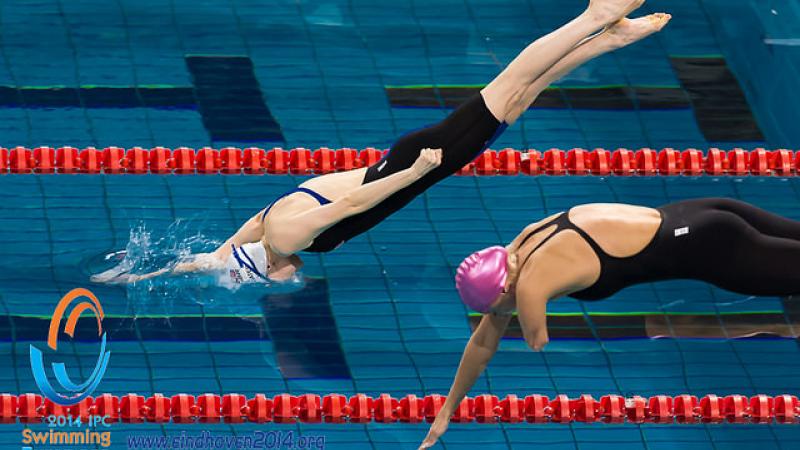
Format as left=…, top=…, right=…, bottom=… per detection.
left=226, top=242, right=269, bottom=285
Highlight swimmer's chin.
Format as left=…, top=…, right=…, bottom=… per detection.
left=267, top=268, right=298, bottom=282
left=267, top=255, right=304, bottom=282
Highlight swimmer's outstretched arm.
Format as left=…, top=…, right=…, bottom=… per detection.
left=419, top=313, right=511, bottom=449
left=103, top=254, right=221, bottom=284
left=212, top=212, right=267, bottom=261
left=420, top=280, right=553, bottom=448
left=269, top=148, right=442, bottom=255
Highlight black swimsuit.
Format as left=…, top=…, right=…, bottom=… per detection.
left=264, top=93, right=507, bottom=253
left=517, top=198, right=800, bottom=300
left=516, top=209, right=670, bottom=300
left=305, top=93, right=508, bottom=252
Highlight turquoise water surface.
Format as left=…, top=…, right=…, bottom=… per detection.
left=0, top=0, right=798, bottom=449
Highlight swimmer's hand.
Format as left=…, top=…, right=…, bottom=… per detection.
left=411, top=148, right=443, bottom=178
left=90, top=266, right=136, bottom=285
left=418, top=412, right=449, bottom=449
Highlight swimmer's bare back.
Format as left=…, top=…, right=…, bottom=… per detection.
left=512, top=203, right=663, bottom=292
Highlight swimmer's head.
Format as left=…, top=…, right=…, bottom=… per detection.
left=226, top=241, right=305, bottom=287
left=455, top=246, right=509, bottom=313
left=227, top=242, right=270, bottom=284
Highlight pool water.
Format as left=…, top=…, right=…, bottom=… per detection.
left=1, top=0, right=799, bottom=449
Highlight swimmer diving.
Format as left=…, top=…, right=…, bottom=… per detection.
left=92, top=0, right=671, bottom=287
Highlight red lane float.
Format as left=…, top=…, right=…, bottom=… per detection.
left=0, top=147, right=7, bottom=173
left=290, top=148, right=313, bottom=175
left=33, top=147, right=56, bottom=173
left=727, top=148, right=749, bottom=176
left=612, top=148, right=635, bottom=176
left=195, top=147, right=220, bottom=174
left=521, top=150, right=542, bottom=175
left=172, top=147, right=195, bottom=174
left=772, top=149, right=794, bottom=176
left=10, top=146, right=33, bottom=173
left=335, top=148, right=360, bottom=172
left=80, top=147, right=102, bottom=173
left=56, top=147, right=81, bottom=174
left=313, top=148, right=335, bottom=175
left=590, top=148, right=612, bottom=176
left=681, top=149, right=704, bottom=176
left=264, top=148, right=287, bottom=174
left=497, top=148, right=520, bottom=175
left=222, top=394, right=247, bottom=424
left=125, top=147, right=148, bottom=174
left=220, top=147, right=242, bottom=174
left=0, top=147, right=798, bottom=176
left=102, top=147, right=125, bottom=174
left=245, top=147, right=267, bottom=174
left=566, top=148, right=589, bottom=175
left=475, top=150, right=497, bottom=175
left=706, top=148, right=726, bottom=175
left=635, top=148, right=658, bottom=175
left=543, top=149, right=566, bottom=175
left=359, top=148, right=384, bottom=168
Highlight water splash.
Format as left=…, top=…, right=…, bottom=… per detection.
left=90, top=220, right=304, bottom=317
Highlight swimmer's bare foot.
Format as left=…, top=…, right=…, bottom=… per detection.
left=602, top=14, right=671, bottom=49
left=588, top=0, right=645, bottom=25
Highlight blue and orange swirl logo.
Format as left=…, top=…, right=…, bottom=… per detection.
left=29, top=288, right=111, bottom=406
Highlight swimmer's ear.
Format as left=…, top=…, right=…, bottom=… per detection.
left=505, top=253, right=519, bottom=291
left=507, top=252, right=518, bottom=271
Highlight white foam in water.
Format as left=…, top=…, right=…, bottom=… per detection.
left=763, top=38, right=800, bottom=46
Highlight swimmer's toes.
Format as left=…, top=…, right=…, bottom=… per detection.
left=606, top=14, right=671, bottom=47
left=651, top=13, right=672, bottom=30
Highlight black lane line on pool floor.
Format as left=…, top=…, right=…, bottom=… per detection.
left=0, top=55, right=285, bottom=144
left=185, top=55, right=283, bottom=143
left=2, top=309, right=791, bottom=343
left=468, top=311, right=799, bottom=340
left=386, top=85, right=692, bottom=111
left=0, top=315, right=267, bottom=342
left=670, top=56, right=765, bottom=143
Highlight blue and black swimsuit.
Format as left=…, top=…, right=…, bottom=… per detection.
left=263, top=93, right=507, bottom=253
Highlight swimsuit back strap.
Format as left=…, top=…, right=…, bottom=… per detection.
left=517, top=213, right=566, bottom=269
left=261, top=187, right=333, bottom=221
left=294, top=187, right=332, bottom=205
left=561, top=214, right=611, bottom=259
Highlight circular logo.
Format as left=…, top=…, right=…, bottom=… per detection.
left=29, top=288, right=111, bottom=406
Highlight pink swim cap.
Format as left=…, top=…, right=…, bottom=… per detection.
left=455, top=246, right=508, bottom=313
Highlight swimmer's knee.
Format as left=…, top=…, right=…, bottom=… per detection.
left=481, top=75, right=520, bottom=123
left=479, top=91, right=507, bottom=123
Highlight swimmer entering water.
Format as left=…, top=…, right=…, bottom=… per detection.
left=94, top=0, right=670, bottom=287
left=420, top=198, right=800, bottom=447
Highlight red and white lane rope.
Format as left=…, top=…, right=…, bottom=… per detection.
left=2, top=393, right=798, bottom=425
left=0, top=146, right=798, bottom=176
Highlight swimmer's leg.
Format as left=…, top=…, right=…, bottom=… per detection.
left=669, top=205, right=800, bottom=296
left=480, top=0, right=646, bottom=122
left=703, top=220, right=800, bottom=296
left=485, top=13, right=670, bottom=124
left=704, top=198, right=800, bottom=241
